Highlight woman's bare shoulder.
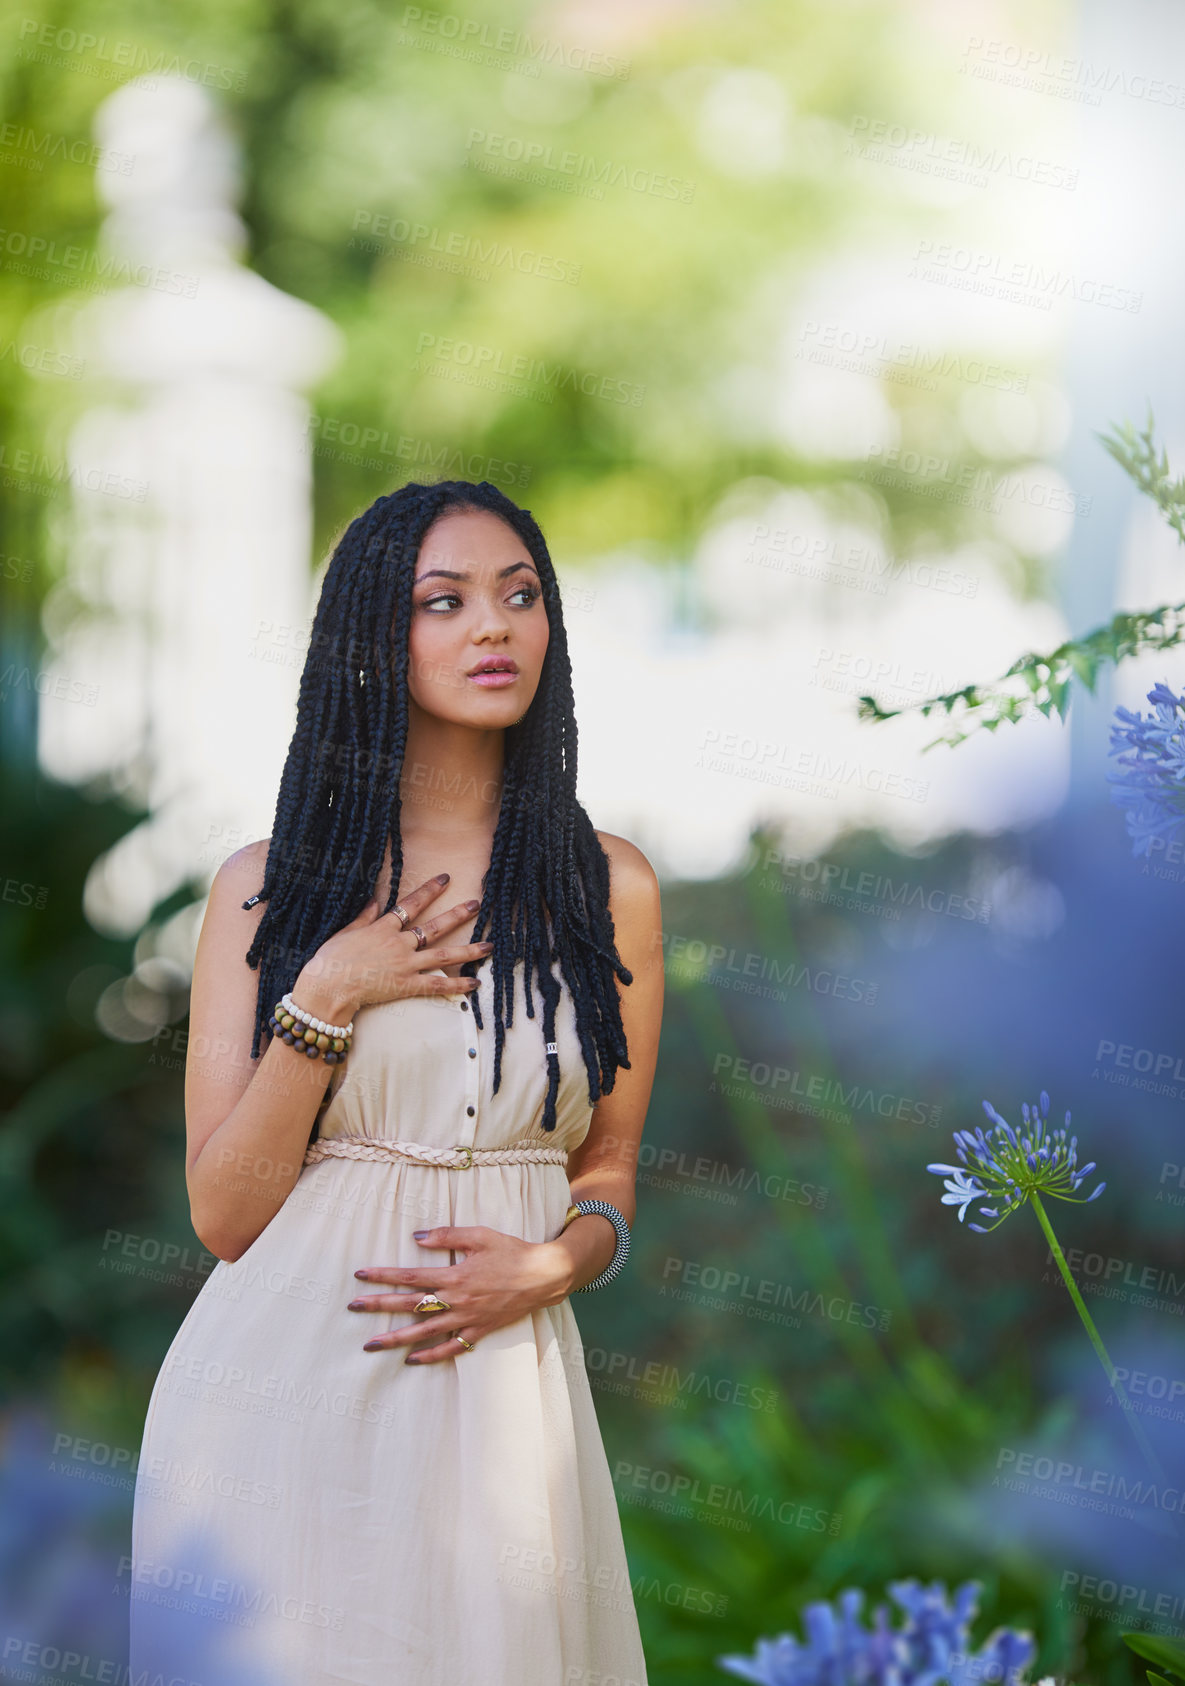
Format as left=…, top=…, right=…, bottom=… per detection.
left=202, top=837, right=271, bottom=925
left=215, top=836, right=270, bottom=886
left=594, top=830, right=661, bottom=902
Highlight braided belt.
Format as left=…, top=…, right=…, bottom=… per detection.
left=304, top=1137, right=569, bottom=1170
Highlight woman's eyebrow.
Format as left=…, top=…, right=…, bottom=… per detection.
left=416, top=560, right=538, bottom=583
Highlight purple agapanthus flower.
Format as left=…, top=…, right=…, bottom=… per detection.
left=717, top=1578, right=1036, bottom=1686
left=1107, top=681, right=1185, bottom=857
left=927, top=1091, right=1104, bottom=1234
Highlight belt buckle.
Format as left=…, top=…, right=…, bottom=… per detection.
left=453, top=1144, right=474, bottom=1169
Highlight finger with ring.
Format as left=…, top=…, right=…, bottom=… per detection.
left=404, top=1326, right=480, bottom=1363
left=361, top=1306, right=465, bottom=1350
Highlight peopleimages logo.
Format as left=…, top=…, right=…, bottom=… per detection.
left=1057, top=1568, right=1185, bottom=1624
left=695, top=727, right=929, bottom=805
left=710, top=1052, right=940, bottom=1128
left=1043, top=1246, right=1184, bottom=1322
left=908, top=239, right=1141, bottom=314
left=413, top=332, right=644, bottom=406
left=657, top=929, right=879, bottom=1007
left=116, top=1556, right=345, bottom=1630
left=1092, top=1037, right=1185, bottom=1101
left=580, top=1346, right=778, bottom=1413
left=1094, top=1038, right=1185, bottom=1078
left=15, top=20, right=247, bottom=90
left=400, top=10, right=631, bottom=80
left=758, top=845, right=990, bottom=927
left=661, top=1255, right=892, bottom=1333
left=613, top=1460, right=840, bottom=1535
left=465, top=129, right=693, bottom=201
left=306, top=416, right=533, bottom=486
left=960, top=36, right=1185, bottom=111
left=0, top=224, right=200, bottom=296
left=995, top=1447, right=1185, bottom=1516
left=796, top=318, right=1027, bottom=395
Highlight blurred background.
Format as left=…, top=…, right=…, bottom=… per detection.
left=2, top=0, right=1184, bottom=1680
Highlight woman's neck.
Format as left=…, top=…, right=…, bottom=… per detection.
left=399, top=705, right=506, bottom=835
left=364, top=712, right=506, bottom=922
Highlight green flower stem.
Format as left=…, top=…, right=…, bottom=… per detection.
left=1028, top=1191, right=1167, bottom=1482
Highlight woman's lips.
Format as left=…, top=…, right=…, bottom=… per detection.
left=468, top=668, right=518, bottom=687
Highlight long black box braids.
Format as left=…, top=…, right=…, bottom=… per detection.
left=240, top=478, right=632, bottom=1133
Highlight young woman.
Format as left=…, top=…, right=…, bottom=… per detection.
left=128, top=479, right=663, bottom=1686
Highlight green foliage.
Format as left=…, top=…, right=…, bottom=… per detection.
left=1101, top=411, right=1185, bottom=548
left=0, top=759, right=203, bottom=1397
left=1123, top=1633, right=1185, bottom=1686
left=859, top=408, right=1185, bottom=747
left=570, top=824, right=1155, bottom=1686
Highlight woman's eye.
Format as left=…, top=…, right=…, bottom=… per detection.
left=417, top=585, right=540, bottom=612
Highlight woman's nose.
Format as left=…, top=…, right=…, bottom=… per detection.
left=469, top=600, right=513, bottom=636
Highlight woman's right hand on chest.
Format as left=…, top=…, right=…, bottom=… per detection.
left=295, top=875, right=492, bottom=1022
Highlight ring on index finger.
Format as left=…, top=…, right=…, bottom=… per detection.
left=393, top=903, right=410, bottom=929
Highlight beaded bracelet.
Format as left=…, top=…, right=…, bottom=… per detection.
left=270, top=998, right=352, bottom=1065
left=281, top=992, right=353, bottom=1039
left=562, top=1199, right=631, bottom=1293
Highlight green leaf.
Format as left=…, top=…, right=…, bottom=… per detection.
left=859, top=419, right=1185, bottom=741
left=1122, top=1631, right=1185, bottom=1678
left=1066, top=647, right=1099, bottom=688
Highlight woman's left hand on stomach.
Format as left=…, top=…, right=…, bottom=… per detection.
left=348, top=1226, right=573, bottom=1363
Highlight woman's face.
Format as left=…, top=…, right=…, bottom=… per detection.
left=404, top=506, right=550, bottom=729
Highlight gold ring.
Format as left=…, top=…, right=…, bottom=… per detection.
left=413, top=1293, right=450, bottom=1314
left=455, top=1334, right=474, bottom=1351
left=453, top=1145, right=474, bottom=1169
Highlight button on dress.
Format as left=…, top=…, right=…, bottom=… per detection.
left=128, top=955, right=649, bottom=1685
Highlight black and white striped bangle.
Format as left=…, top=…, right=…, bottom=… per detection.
left=565, top=1199, right=631, bottom=1293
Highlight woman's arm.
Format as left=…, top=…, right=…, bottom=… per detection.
left=548, top=830, right=664, bottom=1293
left=183, top=841, right=356, bottom=1263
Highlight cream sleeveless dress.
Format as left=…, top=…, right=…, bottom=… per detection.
left=129, top=955, right=648, bottom=1686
